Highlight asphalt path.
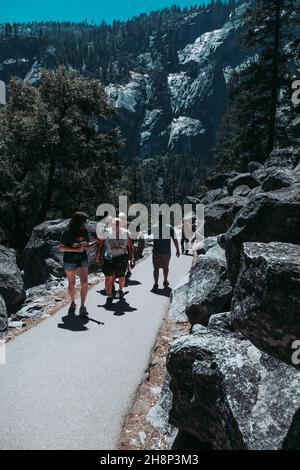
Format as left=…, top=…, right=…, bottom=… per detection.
left=0, top=248, right=192, bottom=450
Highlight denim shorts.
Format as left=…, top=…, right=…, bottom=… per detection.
left=63, top=258, right=89, bottom=272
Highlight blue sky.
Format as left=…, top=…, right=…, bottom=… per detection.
left=0, top=1, right=210, bottom=24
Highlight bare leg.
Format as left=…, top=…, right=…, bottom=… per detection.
left=105, top=275, right=114, bottom=296
left=163, top=268, right=169, bottom=283
left=119, top=276, right=126, bottom=290
left=66, top=271, right=76, bottom=304
left=153, top=268, right=159, bottom=285
left=78, top=267, right=89, bottom=308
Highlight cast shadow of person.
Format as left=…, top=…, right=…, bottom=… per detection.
left=99, top=294, right=137, bottom=317
left=152, top=286, right=172, bottom=298
left=58, top=311, right=104, bottom=332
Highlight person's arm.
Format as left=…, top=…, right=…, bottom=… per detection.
left=173, top=238, right=180, bottom=257
left=59, top=243, right=85, bottom=253
left=127, top=236, right=136, bottom=268
left=96, top=239, right=105, bottom=266
left=87, top=240, right=98, bottom=248
left=171, top=227, right=180, bottom=257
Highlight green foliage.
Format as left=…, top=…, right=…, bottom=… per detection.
left=0, top=1, right=237, bottom=85
left=121, top=153, right=209, bottom=208
left=0, top=66, right=122, bottom=248
left=216, top=0, right=300, bottom=171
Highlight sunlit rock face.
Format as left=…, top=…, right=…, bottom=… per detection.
left=0, top=3, right=251, bottom=161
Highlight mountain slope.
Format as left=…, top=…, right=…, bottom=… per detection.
left=0, top=2, right=251, bottom=168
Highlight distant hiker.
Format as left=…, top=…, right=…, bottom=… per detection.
left=59, top=212, right=97, bottom=316
left=119, top=211, right=132, bottom=279
left=151, top=213, right=180, bottom=292
left=135, top=224, right=145, bottom=259
left=180, top=215, right=197, bottom=255
left=97, top=217, right=136, bottom=307
left=181, top=218, right=190, bottom=255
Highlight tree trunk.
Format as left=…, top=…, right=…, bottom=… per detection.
left=267, top=0, right=281, bottom=155
left=36, top=154, right=56, bottom=224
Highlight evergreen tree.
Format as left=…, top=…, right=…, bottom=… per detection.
left=0, top=66, right=122, bottom=248
left=216, top=0, right=300, bottom=169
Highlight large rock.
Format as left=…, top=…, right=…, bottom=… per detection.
left=169, top=274, right=190, bottom=323
left=232, top=242, right=300, bottom=369
left=224, top=184, right=300, bottom=283
left=0, top=245, right=25, bottom=308
left=247, top=161, right=263, bottom=173
left=287, top=116, right=300, bottom=144
left=265, top=147, right=300, bottom=170
left=196, top=236, right=218, bottom=255
left=200, top=188, right=229, bottom=205
left=22, top=219, right=98, bottom=288
left=205, top=172, right=236, bottom=190
left=167, top=312, right=300, bottom=449
left=232, top=184, right=251, bottom=197
left=226, top=173, right=259, bottom=195
left=0, top=295, right=8, bottom=333
left=185, top=246, right=232, bottom=325
left=205, top=196, right=248, bottom=237
left=262, top=167, right=298, bottom=192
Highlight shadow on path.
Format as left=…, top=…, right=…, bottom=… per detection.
left=58, top=312, right=104, bottom=331
left=98, top=295, right=137, bottom=317
left=125, top=279, right=142, bottom=287
left=151, top=287, right=172, bottom=298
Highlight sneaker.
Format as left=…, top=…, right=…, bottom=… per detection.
left=105, top=296, right=113, bottom=307
left=151, top=284, right=159, bottom=292
left=79, top=306, right=89, bottom=316
left=68, top=302, right=76, bottom=314
left=116, top=289, right=124, bottom=299
left=163, top=281, right=169, bottom=287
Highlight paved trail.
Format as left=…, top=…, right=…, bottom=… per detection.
left=0, top=249, right=192, bottom=450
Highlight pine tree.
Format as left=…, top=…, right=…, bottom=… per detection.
left=0, top=67, right=122, bottom=248
left=216, top=0, right=300, bottom=169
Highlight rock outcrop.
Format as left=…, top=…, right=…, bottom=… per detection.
left=205, top=195, right=248, bottom=237
left=226, top=173, right=259, bottom=195
left=167, top=312, right=300, bottom=450
left=224, top=183, right=300, bottom=283
left=0, top=245, right=25, bottom=308
left=0, top=295, right=8, bottom=334
left=185, top=245, right=232, bottom=325
left=232, top=242, right=300, bottom=369
left=22, top=219, right=98, bottom=288
left=163, top=137, right=300, bottom=449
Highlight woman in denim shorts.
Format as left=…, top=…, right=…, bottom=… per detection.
left=59, top=212, right=97, bottom=316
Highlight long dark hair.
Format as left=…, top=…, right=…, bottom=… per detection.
left=69, top=212, right=88, bottom=235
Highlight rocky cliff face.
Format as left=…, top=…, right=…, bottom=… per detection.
left=104, top=3, right=249, bottom=160
left=158, top=115, right=300, bottom=449
left=0, top=2, right=251, bottom=163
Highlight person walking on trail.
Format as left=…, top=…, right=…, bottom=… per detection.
left=59, top=212, right=97, bottom=316
left=151, top=213, right=180, bottom=293
left=97, top=217, right=136, bottom=307
left=180, top=215, right=197, bottom=255
left=181, top=218, right=190, bottom=255
left=119, top=211, right=133, bottom=279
